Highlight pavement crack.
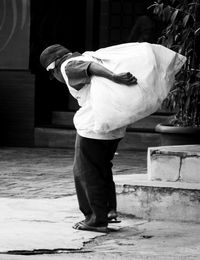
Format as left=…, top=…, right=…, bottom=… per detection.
left=4, top=248, right=93, bottom=255
left=20, top=219, right=57, bottom=223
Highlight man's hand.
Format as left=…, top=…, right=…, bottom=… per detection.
left=113, top=72, right=137, bottom=85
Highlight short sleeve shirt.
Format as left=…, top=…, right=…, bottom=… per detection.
left=65, top=60, right=92, bottom=90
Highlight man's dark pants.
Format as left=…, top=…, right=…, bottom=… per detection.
left=73, top=134, right=121, bottom=226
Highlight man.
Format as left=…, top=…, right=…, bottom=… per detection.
left=40, top=44, right=137, bottom=233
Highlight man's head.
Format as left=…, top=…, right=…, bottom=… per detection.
left=40, top=44, right=71, bottom=70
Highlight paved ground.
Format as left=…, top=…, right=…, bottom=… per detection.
left=0, top=147, right=146, bottom=198
left=1, top=218, right=200, bottom=260
left=0, top=147, right=200, bottom=260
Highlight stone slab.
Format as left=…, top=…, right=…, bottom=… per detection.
left=148, top=154, right=180, bottom=181
left=0, top=196, right=106, bottom=253
left=147, top=145, right=200, bottom=182
left=181, top=156, right=200, bottom=182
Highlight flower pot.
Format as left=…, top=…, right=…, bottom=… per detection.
left=155, top=123, right=200, bottom=146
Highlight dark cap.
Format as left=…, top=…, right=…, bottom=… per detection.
left=40, top=44, right=71, bottom=69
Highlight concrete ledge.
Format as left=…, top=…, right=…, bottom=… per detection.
left=34, top=128, right=76, bottom=148
left=115, top=174, right=200, bottom=190
left=52, top=111, right=169, bottom=132
left=148, top=145, right=200, bottom=182
left=114, top=174, right=200, bottom=223
left=34, top=127, right=161, bottom=150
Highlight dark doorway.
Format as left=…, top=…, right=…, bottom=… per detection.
left=30, top=0, right=87, bottom=126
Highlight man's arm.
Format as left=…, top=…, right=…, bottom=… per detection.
left=88, top=62, right=137, bottom=86
left=65, top=60, right=137, bottom=90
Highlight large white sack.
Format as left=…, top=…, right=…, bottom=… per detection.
left=82, top=42, right=186, bottom=133
left=61, top=42, right=186, bottom=133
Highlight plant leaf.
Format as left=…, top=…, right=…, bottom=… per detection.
left=195, top=27, right=200, bottom=35
left=196, top=72, right=200, bottom=78
left=171, top=9, right=179, bottom=24
left=162, top=6, right=172, bottom=22
left=183, top=14, right=190, bottom=27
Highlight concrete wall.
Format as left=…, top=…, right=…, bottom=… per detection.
left=0, top=71, right=35, bottom=147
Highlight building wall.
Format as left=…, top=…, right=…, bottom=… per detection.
left=0, top=0, right=30, bottom=69
left=99, top=0, right=135, bottom=48
left=99, top=0, right=157, bottom=48
left=0, top=71, right=35, bottom=147
left=0, top=0, right=35, bottom=146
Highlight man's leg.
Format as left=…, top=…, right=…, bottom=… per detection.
left=102, top=139, right=121, bottom=213
left=73, top=134, right=92, bottom=219
left=73, top=134, right=109, bottom=227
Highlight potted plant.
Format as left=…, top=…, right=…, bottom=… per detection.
left=151, top=0, right=200, bottom=145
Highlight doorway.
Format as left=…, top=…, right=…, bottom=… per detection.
left=30, top=0, right=87, bottom=126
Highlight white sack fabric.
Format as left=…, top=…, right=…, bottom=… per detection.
left=61, top=42, right=186, bottom=133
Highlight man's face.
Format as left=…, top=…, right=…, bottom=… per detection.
left=50, top=67, right=65, bottom=83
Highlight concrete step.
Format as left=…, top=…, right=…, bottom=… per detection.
left=52, top=111, right=169, bottom=132
left=148, top=145, right=200, bottom=183
left=35, top=112, right=170, bottom=149
left=34, top=127, right=162, bottom=150
left=115, top=174, right=200, bottom=223
left=115, top=145, right=200, bottom=222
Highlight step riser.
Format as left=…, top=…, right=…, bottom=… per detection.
left=116, top=185, right=200, bottom=223
left=52, top=112, right=169, bottom=132
left=34, top=128, right=76, bottom=149
left=35, top=128, right=162, bottom=150
left=35, top=128, right=200, bottom=150
left=36, top=113, right=172, bottom=149
left=35, top=130, right=200, bottom=151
